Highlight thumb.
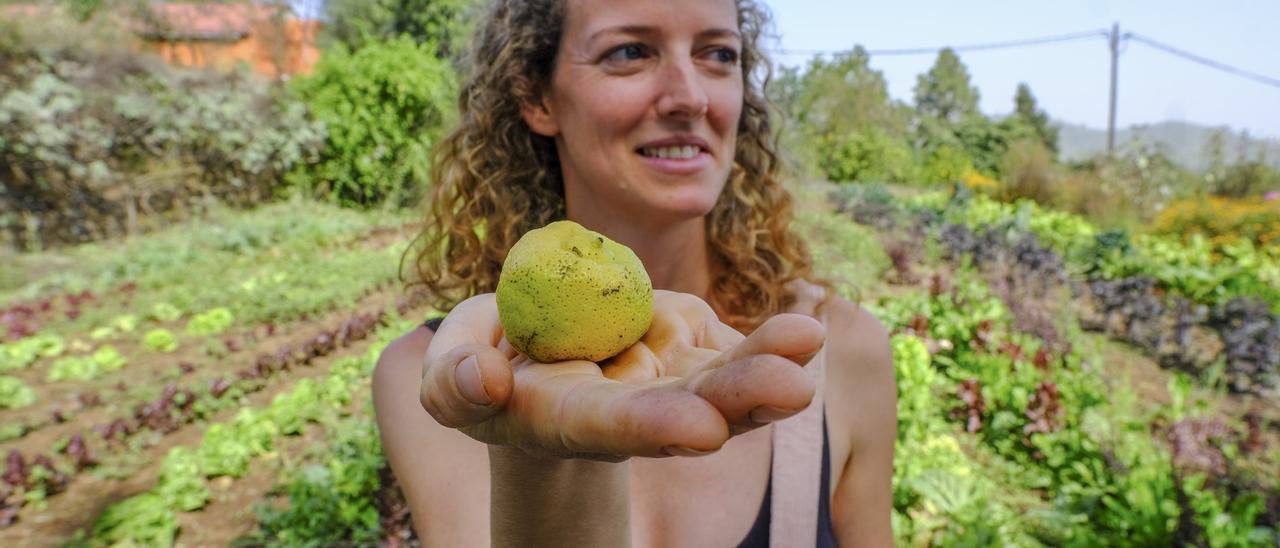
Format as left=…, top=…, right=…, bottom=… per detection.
left=421, top=344, right=514, bottom=428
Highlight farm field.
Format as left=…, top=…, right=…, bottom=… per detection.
left=4, top=0, right=1280, bottom=544
left=0, top=183, right=1275, bottom=545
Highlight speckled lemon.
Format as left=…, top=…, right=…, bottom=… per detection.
left=496, top=220, right=653, bottom=363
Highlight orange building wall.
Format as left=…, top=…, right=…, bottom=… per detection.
left=142, top=20, right=321, bottom=80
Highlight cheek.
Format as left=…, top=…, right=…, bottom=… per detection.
left=564, top=83, right=650, bottom=140
left=709, top=80, right=744, bottom=138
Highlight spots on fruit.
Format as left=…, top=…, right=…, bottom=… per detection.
left=601, top=286, right=621, bottom=297
left=570, top=246, right=582, bottom=257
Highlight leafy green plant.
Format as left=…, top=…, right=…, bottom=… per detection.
left=149, top=302, right=182, bottom=322
left=90, top=492, right=179, bottom=546
left=0, top=334, right=64, bottom=371
left=0, top=375, right=36, bottom=409
left=251, top=419, right=387, bottom=545
left=157, top=448, right=210, bottom=512
left=143, top=328, right=178, bottom=353
left=110, top=314, right=137, bottom=333
left=46, top=345, right=126, bottom=381
left=186, top=308, right=234, bottom=337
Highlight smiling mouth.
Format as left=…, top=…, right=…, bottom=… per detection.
left=637, top=145, right=705, bottom=160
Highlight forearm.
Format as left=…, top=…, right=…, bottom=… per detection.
left=489, top=446, right=630, bottom=548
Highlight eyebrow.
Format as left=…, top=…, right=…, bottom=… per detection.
left=587, top=25, right=742, bottom=45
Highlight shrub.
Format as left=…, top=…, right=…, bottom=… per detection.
left=922, top=145, right=976, bottom=185
left=290, top=37, right=457, bottom=208
left=818, top=129, right=919, bottom=184
left=1001, top=140, right=1055, bottom=205
left=0, top=26, right=325, bottom=249
left=1151, top=196, right=1280, bottom=248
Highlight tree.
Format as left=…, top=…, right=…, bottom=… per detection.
left=789, top=46, right=907, bottom=139
left=1012, top=83, right=1058, bottom=155
left=913, top=48, right=979, bottom=126
left=778, top=46, right=916, bottom=182
left=322, top=0, right=473, bottom=58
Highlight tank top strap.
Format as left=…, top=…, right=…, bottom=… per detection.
left=768, top=281, right=830, bottom=546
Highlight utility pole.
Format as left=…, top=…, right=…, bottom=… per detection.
left=1107, top=22, right=1119, bottom=158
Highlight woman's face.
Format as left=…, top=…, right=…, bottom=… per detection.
left=523, top=0, right=744, bottom=226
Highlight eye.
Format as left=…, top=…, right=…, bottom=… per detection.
left=604, top=43, right=648, bottom=63
left=711, top=47, right=739, bottom=64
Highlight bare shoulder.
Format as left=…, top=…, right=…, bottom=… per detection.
left=822, top=296, right=894, bottom=380
left=372, top=326, right=435, bottom=392
left=820, top=294, right=897, bottom=471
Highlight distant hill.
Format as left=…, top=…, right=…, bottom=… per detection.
left=1055, top=120, right=1280, bottom=172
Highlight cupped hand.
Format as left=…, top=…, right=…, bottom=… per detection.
left=421, top=290, right=825, bottom=461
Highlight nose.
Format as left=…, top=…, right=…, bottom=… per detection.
left=655, top=57, right=709, bottom=121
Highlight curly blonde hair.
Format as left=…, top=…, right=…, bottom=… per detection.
left=409, top=0, right=829, bottom=332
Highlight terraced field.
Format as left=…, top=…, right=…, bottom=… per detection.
left=0, top=187, right=1276, bottom=546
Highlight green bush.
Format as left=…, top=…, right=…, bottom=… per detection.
left=818, top=129, right=919, bottom=184
left=0, top=37, right=325, bottom=249
left=290, top=37, right=457, bottom=207
left=922, top=145, right=975, bottom=184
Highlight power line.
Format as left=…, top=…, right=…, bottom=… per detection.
left=774, top=29, right=1108, bottom=57
left=1127, top=33, right=1280, bottom=90
left=772, top=27, right=1280, bottom=92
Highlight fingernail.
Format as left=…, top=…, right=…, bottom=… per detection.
left=749, top=405, right=798, bottom=424
left=456, top=355, right=491, bottom=405
left=662, top=445, right=716, bottom=457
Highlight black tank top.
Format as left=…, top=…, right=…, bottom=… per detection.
left=420, top=317, right=837, bottom=546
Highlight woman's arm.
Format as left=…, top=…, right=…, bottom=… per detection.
left=827, top=300, right=898, bottom=548
left=373, top=327, right=491, bottom=545
left=374, top=327, right=633, bottom=547
left=489, top=447, right=630, bottom=547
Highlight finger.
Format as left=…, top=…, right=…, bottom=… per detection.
left=421, top=344, right=514, bottom=428
left=641, top=291, right=743, bottom=377
left=683, top=355, right=816, bottom=435
left=651, top=291, right=738, bottom=348
left=694, top=313, right=826, bottom=375
left=424, top=294, right=514, bottom=364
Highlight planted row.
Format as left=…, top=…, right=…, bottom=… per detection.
left=89, top=314, right=419, bottom=545
left=0, top=293, right=428, bottom=528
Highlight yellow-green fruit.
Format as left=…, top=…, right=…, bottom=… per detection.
left=496, top=220, right=653, bottom=363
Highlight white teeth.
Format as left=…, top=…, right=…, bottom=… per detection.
left=641, top=146, right=700, bottom=159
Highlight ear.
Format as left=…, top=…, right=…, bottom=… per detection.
left=520, top=93, right=560, bottom=138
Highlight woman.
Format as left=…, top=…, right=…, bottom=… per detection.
left=372, top=0, right=897, bottom=545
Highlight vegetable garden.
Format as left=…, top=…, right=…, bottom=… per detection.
left=0, top=183, right=1274, bottom=545
left=2, top=1, right=1278, bottom=545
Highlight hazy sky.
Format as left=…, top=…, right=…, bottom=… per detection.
left=763, top=0, right=1280, bottom=138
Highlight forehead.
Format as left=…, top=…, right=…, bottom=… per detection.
left=562, top=0, right=740, bottom=40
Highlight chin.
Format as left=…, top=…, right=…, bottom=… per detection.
left=651, top=192, right=722, bottom=221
